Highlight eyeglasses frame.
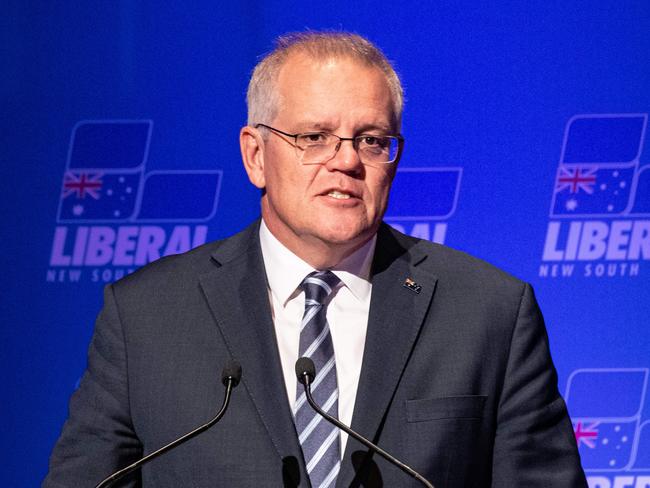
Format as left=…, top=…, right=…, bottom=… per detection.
left=255, top=123, right=404, bottom=165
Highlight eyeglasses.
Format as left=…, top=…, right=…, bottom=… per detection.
left=256, top=123, right=404, bottom=165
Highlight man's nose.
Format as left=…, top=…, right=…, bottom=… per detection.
left=325, top=139, right=363, bottom=172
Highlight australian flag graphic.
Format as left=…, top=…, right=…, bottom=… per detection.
left=57, top=120, right=221, bottom=223
left=565, top=369, right=649, bottom=471
left=60, top=171, right=141, bottom=221
left=551, top=114, right=649, bottom=217
left=552, top=164, right=636, bottom=215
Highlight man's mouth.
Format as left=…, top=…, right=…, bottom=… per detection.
left=327, top=190, right=351, bottom=200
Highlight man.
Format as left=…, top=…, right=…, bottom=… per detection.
left=45, top=32, right=587, bottom=487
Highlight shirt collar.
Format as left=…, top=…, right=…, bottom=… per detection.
left=259, top=220, right=375, bottom=307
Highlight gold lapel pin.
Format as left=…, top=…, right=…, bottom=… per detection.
left=403, top=277, right=422, bottom=294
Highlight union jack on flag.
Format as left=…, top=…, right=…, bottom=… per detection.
left=555, top=166, right=597, bottom=194
left=574, top=421, right=599, bottom=449
left=62, top=171, right=103, bottom=199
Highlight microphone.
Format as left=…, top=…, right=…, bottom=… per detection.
left=295, top=357, right=434, bottom=488
left=95, top=360, right=242, bottom=488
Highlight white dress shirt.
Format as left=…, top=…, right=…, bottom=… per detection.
left=259, top=221, right=375, bottom=456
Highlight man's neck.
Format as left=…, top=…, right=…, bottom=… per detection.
left=261, top=218, right=374, bottom=270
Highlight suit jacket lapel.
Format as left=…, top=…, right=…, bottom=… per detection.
left=337, top=224, right=438, bottom=487
left=198, top=222, right=306, bottom=486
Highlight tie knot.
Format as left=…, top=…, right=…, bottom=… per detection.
left=302, top=270, right=341, bottom=305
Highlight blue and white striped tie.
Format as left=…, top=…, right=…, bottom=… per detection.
left=294, top=270, right=342, bottom=488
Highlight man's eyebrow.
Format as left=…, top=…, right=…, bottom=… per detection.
left=293, top=121, right=395, bottom=134
left=356, top=123, right=393, bottom=134
left=293, top=121, right=336, bottom=132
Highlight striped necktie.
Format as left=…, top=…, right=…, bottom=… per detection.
left=294, top=270, right=342, bottom=488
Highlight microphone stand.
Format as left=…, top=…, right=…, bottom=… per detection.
left=299, top=372, right=435, bottom=488
left=95, top=373, right=238, bottom=488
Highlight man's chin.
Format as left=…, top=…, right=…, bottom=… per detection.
left=314, top=224, right=375, bottom=248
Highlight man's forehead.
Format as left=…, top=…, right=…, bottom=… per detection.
left=274, top=52, right=398, bottom=129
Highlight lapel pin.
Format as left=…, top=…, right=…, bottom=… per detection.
left=403, top=277, right=422, bottom=294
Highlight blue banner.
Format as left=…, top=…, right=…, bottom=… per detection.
left=3, top=2, right=650, bottom=486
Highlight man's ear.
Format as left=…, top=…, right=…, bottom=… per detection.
left=240, top=126, right=266, bottom=189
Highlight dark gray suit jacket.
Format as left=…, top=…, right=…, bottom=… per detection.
left=44, top=221, right=587, bottom=487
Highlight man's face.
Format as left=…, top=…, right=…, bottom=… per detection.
left=254, top=54, right=398, bottom=256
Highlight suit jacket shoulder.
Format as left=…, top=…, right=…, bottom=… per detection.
left=113, top=220, right=261, bottom=292
left=378, top=222, right=524, bottom=287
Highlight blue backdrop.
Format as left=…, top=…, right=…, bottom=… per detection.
left=3, top=2, right=649, bottom=486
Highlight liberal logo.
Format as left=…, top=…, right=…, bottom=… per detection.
left=540, top=114, right=650, bottom=279
left=47, top=120, right=222, bottom=283
left=566, top=369, right=650, bottom=487
left=385, top=167, right=462, bottom=244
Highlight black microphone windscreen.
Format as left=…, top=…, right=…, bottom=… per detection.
left=222, top=360, right=242, bottom=387
left=295, top=357, right=316, bottom=385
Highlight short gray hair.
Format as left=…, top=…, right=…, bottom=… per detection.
left=246, top=31, right=404, bottom=130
